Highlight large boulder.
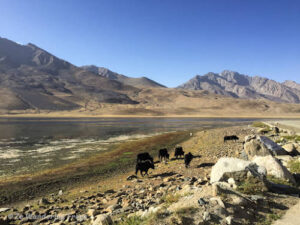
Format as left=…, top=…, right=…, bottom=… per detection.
left=210, top=158, right=252, bottom=183
left=252, top=155, right=296, bottom=185
left=258, top=136, right=288, bottom=156
left=244, top=139, right=271, bottom=159
left=282, top=143, right=300, bottom=156
left=244, top=136, right=288, bottom=160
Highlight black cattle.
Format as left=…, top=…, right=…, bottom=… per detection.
left=135, top=161, right=155, bottom=176
left=224, top=135, right=239, bottom=143
left=137, top=152, right=154, bottom=163
left=184, top=152, right=194, bottom=168
left=174, top=146, right=185, bottom=159
left=158, top=148, right=169, bottom=162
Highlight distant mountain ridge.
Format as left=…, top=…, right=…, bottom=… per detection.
left=81, top=65, right=165, bottom=88
left=178, top=70, right=300, bottom=103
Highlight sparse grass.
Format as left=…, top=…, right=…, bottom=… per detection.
left=252, top=122, right=270, bottom=129
left=0, top=131, right=191, bottom=205
left=288, top=159, right=300, bottom=174
left=115, top=215, right=145, bottom=225
left=161, top=193, right=181, bottom=206
left=283, top=135, right=300, bottom=142
left=175, top=207, right=198, bottom=217
left=257, top=213, right=282, bottom=225
left=237, top=176, right=267, bottom=195
left=267, top=175, right=292, bottom=186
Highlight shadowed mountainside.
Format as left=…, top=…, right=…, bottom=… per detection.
left=0, top=37, right=139, bottom=111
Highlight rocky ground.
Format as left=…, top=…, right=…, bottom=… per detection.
left=0, top=125, right=299, bottom=225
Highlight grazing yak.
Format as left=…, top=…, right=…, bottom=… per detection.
left=224, top=135, right=239, bottom=143
left=135, top=161, right=155, bottom=176
left=184, top=152, right=194, bottom=168
left=174, top=146, right=185, bottom=159
left=137, top=152, right=154, bottom=163
left=158, top=148, right=169, bottom=162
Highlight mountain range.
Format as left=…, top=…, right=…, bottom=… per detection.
left=178, top=71, right=300, bottom=104
left=1, top=36, right=300, bottom=116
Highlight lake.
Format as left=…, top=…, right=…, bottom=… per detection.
left=0, top=117, right=258, bottom=177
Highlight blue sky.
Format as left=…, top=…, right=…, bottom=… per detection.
left=0, top=0, right=299, bottom=87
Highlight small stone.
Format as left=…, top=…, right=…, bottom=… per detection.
left=92, top=214, right=113, bottom=225
left=127, top=175, right=138, bottom=181
left=203, top=211, right=211, bottom=221
left=214, top=206, right=228, bottom=217
left=198, top=198, right=207, bottom=206
left=0, top=208, right=10, bottom=213
left=225, top=216, right=233, bottom=224
left=39, top=197, right=50, bottom=205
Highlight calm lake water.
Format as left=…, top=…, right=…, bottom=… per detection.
left=0, top=117, right=258, bottom=176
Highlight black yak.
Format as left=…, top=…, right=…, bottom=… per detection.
left=135, top=161, right=155, bottom=176
left=174, top=146, right=185, bottom=159
left=137, top=152, right=154, bottom=163
left=224, top=135, right=239, bottom=143
left=184, top=152, right=194, bottom=168
left=158, top=148, right=169, bottom=162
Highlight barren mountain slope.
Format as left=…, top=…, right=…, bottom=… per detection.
left=81, top=65, right=165, bottom=88
left=178, top=70, right=300, bottom=103
left=0, top=37, right=139, bottom=111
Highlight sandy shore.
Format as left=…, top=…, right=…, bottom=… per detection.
left=267, top=120, right=300, bottom=134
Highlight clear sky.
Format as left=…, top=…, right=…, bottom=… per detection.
left=0, top=0, right=299, bottom=87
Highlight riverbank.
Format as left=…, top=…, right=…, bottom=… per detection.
left=0, top=131, right=191, bottom=206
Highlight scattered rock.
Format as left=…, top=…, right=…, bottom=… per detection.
left=92, top=214, right=113, bottom=225
left=203, top=211, right=211, bottom=221
left=126, top=175, right=138, bottom=181
left=39, top=197, right=50, bottom=205
left=0, top=208, right=10, bottom=213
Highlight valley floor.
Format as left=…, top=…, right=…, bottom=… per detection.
left=0, top=123, right=299, bottom=224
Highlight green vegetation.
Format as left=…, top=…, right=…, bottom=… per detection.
left=0, top=131, right=192, bottom=205
left=282, top=135, right=300, bottom=142
left=252, top=122, right=270, bottom=129
left=161, top=193, right=181, bottom=206
left=258, top=213, right=282, bottom=225
left=237, top=177, right=267, bottom=195
left=288, top=159, right=300, bottom=174
left=267, top=175, right=292, bottom=186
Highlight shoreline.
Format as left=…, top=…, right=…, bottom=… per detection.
left=1, top=113, right=300, bottom=119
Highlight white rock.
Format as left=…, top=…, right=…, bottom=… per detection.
left=0, top=208, right=10, bottom=213
left=203, top=211, right=211, bottom=221
left=210, top=158, right=251, bottom=183
left=92, top=214, right=113, bottom=225
left=227, top=178, right=235, bottom=185
left=225, top=216, right=233, bottom=224
left=252, top=155, right=296, bottom=184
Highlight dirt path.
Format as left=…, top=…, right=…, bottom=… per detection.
left=273, top=200, right=300, bottom=225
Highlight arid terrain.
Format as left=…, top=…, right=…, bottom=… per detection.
left=0, top=122, right=299, bottom=225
